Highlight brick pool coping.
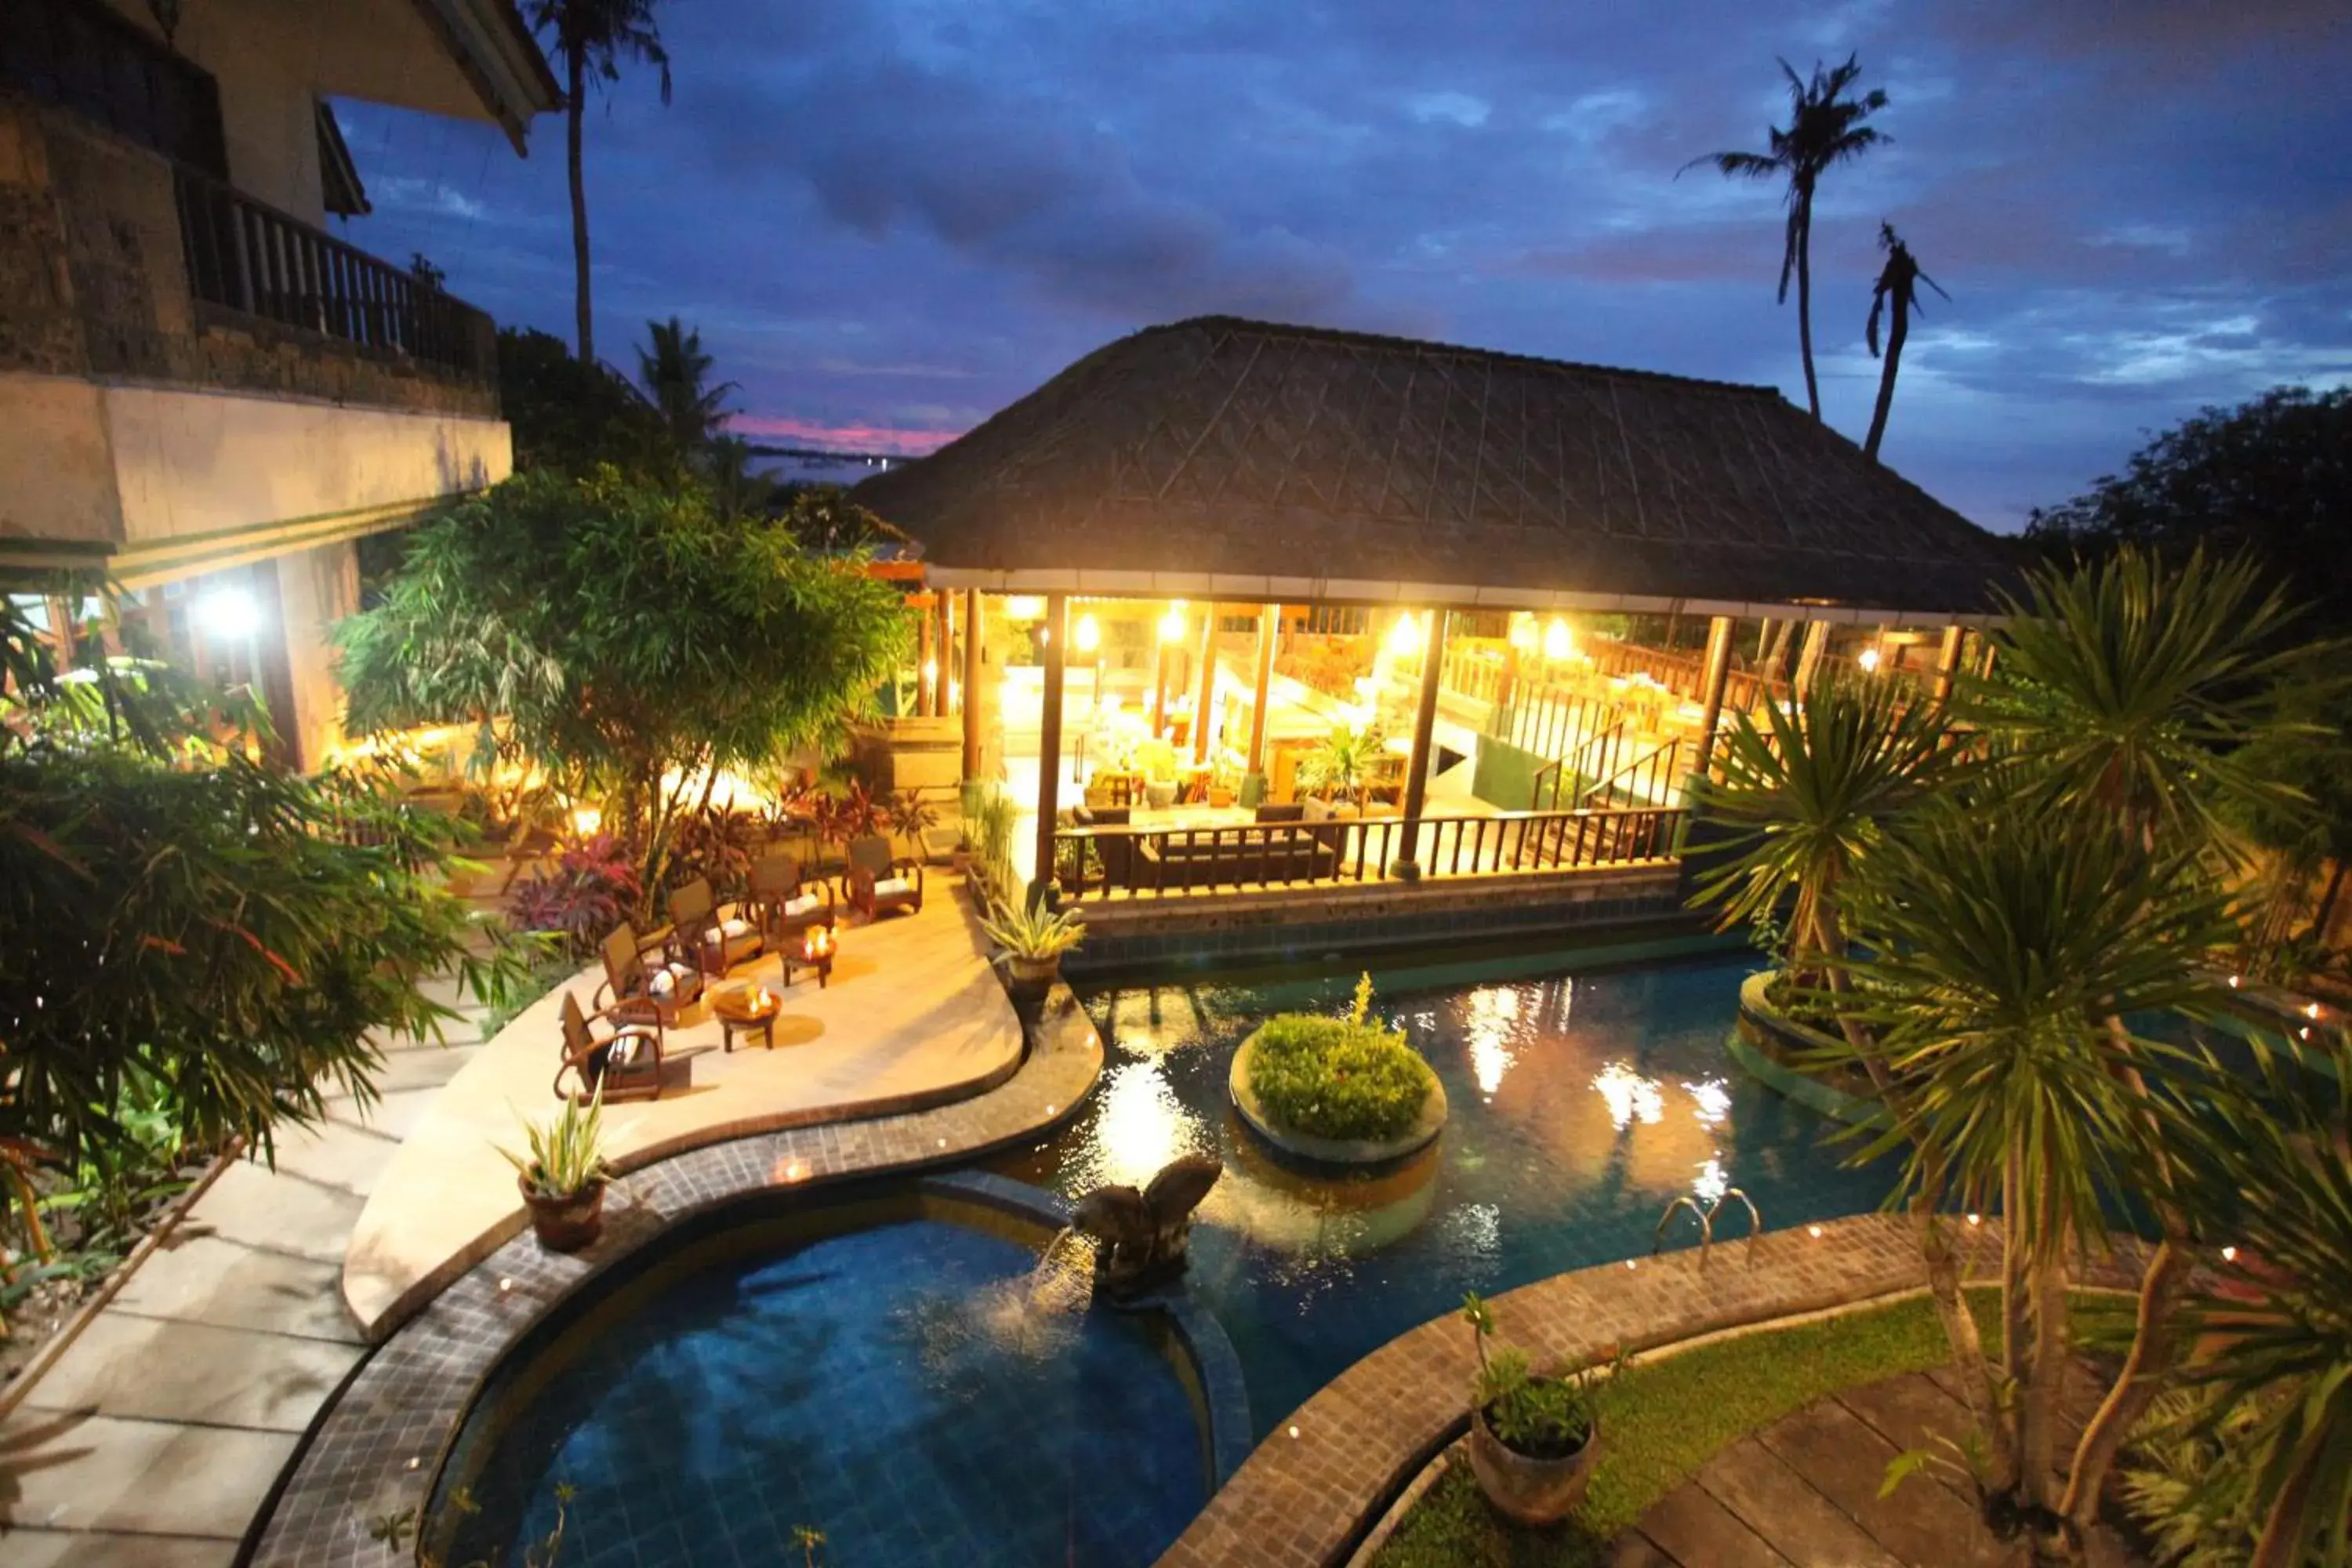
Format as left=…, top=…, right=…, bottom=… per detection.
left=245, top=983, right=1105, bottom=1567
left=1154, top=1214, right=2153, bottom=1568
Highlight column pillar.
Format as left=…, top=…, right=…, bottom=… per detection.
left=933, top=596, right=953, bottom=716
left=960, top=589, right=985, bottom=781
left=1792, top=619, right=1829, bottom=700
left=1189, top=604, right=1219, bottom=764
left=1390, top=609, right=1447, bottom=880
left=1931, top=624, right=1965, bottom=706
left=1243, top=603, right=1277, bottom=805
left=1690, top=615, right=1736, bottom=779
left=1030, top=593, right=1067, bottom=906
left=916, top=596, right=935, bottom=717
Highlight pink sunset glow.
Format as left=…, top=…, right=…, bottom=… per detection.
left=730, top=416, right=960, bottom=456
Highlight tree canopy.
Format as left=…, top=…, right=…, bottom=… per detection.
left=335, top=466, right=909, bottom=894
left=498, top=326, right=684, bottom=481
left=2025, top=386, right=2352, bottom=629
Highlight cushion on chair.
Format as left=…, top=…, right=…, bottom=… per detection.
left=872, top=876, right=913, bottom=898
left=703, top=916, right=756, bottom=945
left=782, top=893, right=820, bottom=917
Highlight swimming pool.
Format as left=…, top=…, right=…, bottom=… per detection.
left=995, top=942, right=1892, bottom=1435
left=437, top=1187, right=1213, bottom=1568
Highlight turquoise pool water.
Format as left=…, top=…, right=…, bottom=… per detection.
left=996, top=943, right=1891, bottom=1434
left=441, top=1204, right=1207, bottom=1568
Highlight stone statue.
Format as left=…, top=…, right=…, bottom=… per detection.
left=1070, top=1153, right=1222, bottom=1298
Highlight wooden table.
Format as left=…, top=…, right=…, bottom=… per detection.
left=709, top=982, right=782, bottom=1052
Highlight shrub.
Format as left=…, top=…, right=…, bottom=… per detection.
left=1246, top=975, right=1433, bottom=1141
left=508, top=833, right=642, bottom=959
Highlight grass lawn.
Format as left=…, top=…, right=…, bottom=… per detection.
left=1371, top=1288, right=2122, bottom=1567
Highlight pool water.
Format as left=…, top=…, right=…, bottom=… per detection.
left=996, top=946, right=1892, bottom=1434
left=443, top=1215, right=1206, bottom=1568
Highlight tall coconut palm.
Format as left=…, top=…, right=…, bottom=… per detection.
left=1682, top=55, right=1889, bottom=421
left=1862, top=222, right=1948, bottom=462
left=1846, top=801, right=2235, bottom=1549
left=637, top=316, right=736, bottom=452
left=525, top=0, right=672, bottom=366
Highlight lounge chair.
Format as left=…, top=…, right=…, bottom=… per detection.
left=595, top=921, right=702, bottom=1024
left=667, top=874, right=763, bottom=976
left=844, top=834, right=923, bottom=920
left=554, top=990, right=668, bottom=1104
left=747, top=852, right=834, bottom=948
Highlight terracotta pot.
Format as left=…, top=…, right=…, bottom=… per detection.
left=1006, top=953, right=1062, bottom=986
left=1207, top=786, right=1235, bottom=808
left=1466, top=1403, right=1599, bottom=1526
left=521, top=1174, right=606, bottom=1253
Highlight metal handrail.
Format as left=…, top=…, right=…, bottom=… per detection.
left=1652, top=1187, right=1762, bottom=1269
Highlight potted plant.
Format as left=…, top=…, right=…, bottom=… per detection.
left=980, top=897, right=1086, bottom=986
left=499, top=1087, right=615, bottom=1253
left=1206, top=748, right=1242, bottom=809
left=1298, top=721, right=1385, bottom=813
left=1458, top=1292, right=1607, bottom=1525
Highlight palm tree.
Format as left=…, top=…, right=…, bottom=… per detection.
left=1862, top=223, right=1948, bottom=462
left=1846, top=801, right=2235, bottom=1550
left=637, top=316, right=736, bottom=452
left=1682, top=55, right=1889, bottom=421
left=525, top=0, right=672, bottom=366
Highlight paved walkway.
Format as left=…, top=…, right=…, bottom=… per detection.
left=1621, top=1363, right=2136, bottom=1567
left=0, top=975, right=491, bottom=1568
left=342, top=890, right=1023, bottom=1338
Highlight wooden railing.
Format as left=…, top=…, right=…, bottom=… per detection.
left=1054, top=805, right=1686, bottom=900
left=1439, top=642, right=1509, bottom=706
left=1588, top=637, right=1785, bottom=713
left=1577, top=735, right=1685, bottom=809
left=1501, top=680, right=1616, bottom=760
left=172, top=168, right=498, bottom=379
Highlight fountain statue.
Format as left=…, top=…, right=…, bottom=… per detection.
left=1070, top=1154, right=1223, bottom=1299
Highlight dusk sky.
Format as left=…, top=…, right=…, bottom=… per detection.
left=335, top=0, right=2352, bottom=532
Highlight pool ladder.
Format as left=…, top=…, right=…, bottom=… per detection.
left=1651, top=1189, right=1762, bottom=1269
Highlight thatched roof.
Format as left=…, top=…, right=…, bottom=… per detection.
left=855, top=317, right=2018, bottom=622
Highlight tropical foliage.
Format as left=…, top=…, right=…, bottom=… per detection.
left=498, top=326, right=683, bottom=481
left=1682, top=54, right=1889, bottom=419
left=1297, top=720, right=1388, bottom=806
left=499, top=1086, right=613, bottom=1201
left=335, top=466, right=908, bottom=906
left=637, top=315, right=736, bottom=451
left=1461, top=1292, right=1604, bottom=1457
left=506, top=833, right=644, bottom=958
left=977, top=897, right=1086, bottom=962
left=1862, top=222, right=1947, bottom=462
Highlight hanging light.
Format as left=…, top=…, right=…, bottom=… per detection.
left=1508, top=617, right=1537, bottom=652
left=1857, top=647, right=1883, bottom=673
left=1385, top=612, right=1424, bottom=659
left=1073, top=613, right=1101, bottom=654
left=1541, top=617, right=1573, bottom=661
left=1159, top=604, right=1187, bottom=643
left=197, top=586, right=262, bottom=640
left=1006, top=595, right=1045, bottom=620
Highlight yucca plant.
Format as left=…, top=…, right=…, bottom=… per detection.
left=979, top=898, right=1086, bottom=962
left=498, top=1086, right=614, bottom=1201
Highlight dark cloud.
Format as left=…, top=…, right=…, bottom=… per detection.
left=333, top=0, right=2352, bottom=531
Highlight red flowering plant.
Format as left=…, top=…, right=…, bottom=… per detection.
left=507, top=833, right=644, bottom=960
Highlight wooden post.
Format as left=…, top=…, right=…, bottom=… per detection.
left=1189, top=604, right=1219, bottom=763
left=934, top=596, right=953, bottom=716
left=1691, top=615, right=1736, bottom=779
left=1031, top=593, right=1067, bottom=904
left=1151, top=612, right=1174, bottom=736
left=1246, top=603, right=1276, bottom=775
left=1931, top=624, right=1965, bottom=706
left=1793, top=619, right=1829, bottom=700
left=1391, top=609, right=1447, bottom=880
left=960, top=589, right=984, bottom=780
left=916, top=596, right=935, bottom=717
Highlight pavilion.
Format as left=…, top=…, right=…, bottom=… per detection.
left=855, top=316, right=2015, bottom=933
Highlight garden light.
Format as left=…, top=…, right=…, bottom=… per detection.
left=1542, top=617, right=1573, bottom=660
left=1807, top=1225, right=1823, bottom=1238
left=572, top=806, right=601, bottom=836
left=1073, top=613, right=1100, bottom=653
left=2221, top=1246, right=2238, bottom=1261
left=197, top=586, right=262, bottom=640
left=1385, top=612, right=1423, bottom=659
left=1159, top=604, right=1187, bottom=643
left=1857, top=647, right=1882, bottom=673
left=1006, top=595, right=1045, bottom=620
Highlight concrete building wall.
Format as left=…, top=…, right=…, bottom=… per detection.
left=275, top=537, right=361, bottom=769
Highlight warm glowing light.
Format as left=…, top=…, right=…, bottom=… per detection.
left=2221, top=1245, right=2238, bottom=1262
left=1508, top=618, right=1537, bottom=651
left=1592, top=1060, right=1664, bottom=1130
left=1159, top=605, right=1187, bottom=644
left=1857, top=647, right=1883, bottom=673
left=1287, top=1425, right=1301, bottom=1439
left=1624, top=1259, right=1637, bottom=1270
left=1541, top=617, right=1573, bottom=661
left=196, top=587, right=262, bottom=640
left=1466, top=987, right=1519, bottom=1098
left=497, top=1276, right=514, bottom=1293
left=1966, top=1213, right=1982, bottom=1226
left=1073, top=613, right=1100, bottom=654
left=804, top=925, right=836, bottom=960
left=2227, top=974, right=2242, bottom=988
left=921, top=657, right=939, bottom=684
left=1807, top=1225, right=1824, bottom=1239
left=782, top=1159, right=808, bottom=1182
left=2307, top=1002, right=2324, bottom=1020
left=571, top=805, right=602, bottom=837
left=1006, top=595, right=1045, bottom=620
left=1385, top=612, right=1424, bottom=659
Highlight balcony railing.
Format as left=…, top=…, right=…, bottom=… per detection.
left=172, top=167, right=497, bottom=380
left=1054, top=805, right=1686, bottom=901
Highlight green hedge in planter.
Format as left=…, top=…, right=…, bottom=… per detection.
left=1247, top=976, right=1435, bottom=1142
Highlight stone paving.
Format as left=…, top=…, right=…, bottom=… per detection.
left=1160, top=1216, right=2150, bottom=1568
left=245, top=983, right=1102, bottom=1567
left=0, top=977, right=489, bottom=1568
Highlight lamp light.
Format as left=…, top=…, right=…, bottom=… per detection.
left=804, top=924, right=836, bottom=961
left=1508, top=618, right=1537, bottom=652
left=1541, top=617, right=1573, bottom=661
left=1857, top=647, right=1883, bottom=673
left=921, top=657, right=938, bottom=684
left=1385, top=612, right=1423, bottom=659
left=1074, top=613, right=1100, bottom=654
left=1006, top=595, right=1045, bottom=620
left=196, top=586, right=262, bottom=640
left=1159, top=605, right=1187, bottom=644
